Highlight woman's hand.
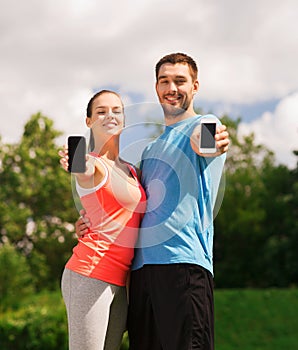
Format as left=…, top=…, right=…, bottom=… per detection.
left=75, top=209, right=90, bottom=238
left=58, top=146, right=95, bottom=179
left=58, top=145, right=70, bottom=172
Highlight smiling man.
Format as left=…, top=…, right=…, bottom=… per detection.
left=156, top=56, right=199, bottom=120
left=127, top=53, right=229, bottom=350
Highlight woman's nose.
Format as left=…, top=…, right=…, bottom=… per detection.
left=105, top=111, right=115, bottom=119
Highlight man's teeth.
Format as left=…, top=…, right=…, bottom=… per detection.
left=167, top=97, right=179, bottom=101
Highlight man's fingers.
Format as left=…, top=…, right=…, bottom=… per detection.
left=215, top=130, right=229, bottom=141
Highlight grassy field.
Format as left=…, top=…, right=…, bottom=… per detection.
left=214, top=288, right=298, bottom=349
left=1, top=288, right=297, bottom=349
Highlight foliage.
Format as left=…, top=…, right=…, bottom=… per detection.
left=259, top=163, right=298, bottom=286
left=0, top=290, right=128, bottom=350
left=214, top=115, right=298, bottom=288
left=0, top=113, right=78, bottom=291
left=0, top=291, right=68, bottom=350
left=0, top=243, right=34, bottom=311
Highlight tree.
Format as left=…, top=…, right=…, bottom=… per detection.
left=260, top=154, right=298, bottom=286
left=214, top=115, right=297, bottom=287
left=0, top=242, right=34, bottom=311
left=0, top=113, right=78, bottom=290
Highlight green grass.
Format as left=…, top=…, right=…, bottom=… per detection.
left=215, top=288, right=298, bottom=350
left=1, top=289, right=297, bottom=349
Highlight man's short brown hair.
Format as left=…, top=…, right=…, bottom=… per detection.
left=155, top=53, right=198, bottom=82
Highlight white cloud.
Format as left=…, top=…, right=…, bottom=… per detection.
left=239, top=92, right=298, bottom=169
left=0, top=0, right=298, bottom=170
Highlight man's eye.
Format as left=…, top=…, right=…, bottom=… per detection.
left=176, top=80, right=186, bottom=85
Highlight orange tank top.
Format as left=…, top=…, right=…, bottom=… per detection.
left=65, top=154, right=146, bottom=286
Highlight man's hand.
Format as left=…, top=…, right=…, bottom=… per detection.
left=214, top=125, right=230, bottom=154
left=190, top=124, right=230, bottom=157
left=75, top=209, right=91, bottom=238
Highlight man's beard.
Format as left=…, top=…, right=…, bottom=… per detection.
left=161, top=104, right=184, bottom=120
left=161, top=96, right=192, bottom=120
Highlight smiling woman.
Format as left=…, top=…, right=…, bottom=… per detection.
left=86, top=90, right=125, bottom=141
left=58, top=89, right=146, bottom=350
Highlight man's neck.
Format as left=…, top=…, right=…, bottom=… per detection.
left=164, top=110, right=196, bottom=126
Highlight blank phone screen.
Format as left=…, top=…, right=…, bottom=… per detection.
left=201, top=123, right=216, bottom=148
left=68, top=136, right=86, bottom=173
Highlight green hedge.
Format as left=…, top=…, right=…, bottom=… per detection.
left=0, top=291, right=129, bottom=350
left=0, top=292, right=67, bottom=350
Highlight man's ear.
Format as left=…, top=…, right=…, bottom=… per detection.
left=193, top=80, right=199, bottom=95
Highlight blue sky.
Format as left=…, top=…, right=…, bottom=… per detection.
left=0, top=0, right=297, bottom=168
left=198, top=98, right=280, bottom=122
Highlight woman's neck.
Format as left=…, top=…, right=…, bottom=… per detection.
left=92, top=136, right=120, bottom=161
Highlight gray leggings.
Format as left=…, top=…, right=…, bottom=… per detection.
left=61, top=268, right=127, bottom=350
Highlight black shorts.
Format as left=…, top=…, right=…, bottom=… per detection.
left=127, top=264, right=214, bottom=350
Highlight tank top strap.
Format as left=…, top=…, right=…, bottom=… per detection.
left=126, top=163, right=138, bottom=180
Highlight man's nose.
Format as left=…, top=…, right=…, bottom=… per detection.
left=168, top=81, right=178, bottom=92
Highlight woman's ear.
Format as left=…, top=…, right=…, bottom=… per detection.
left=86, top=117, right=92, bottom=128
left=88, top=129, right=94, bottom=152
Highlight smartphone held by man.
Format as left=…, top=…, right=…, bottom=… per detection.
left=199, top=118, right=217, bottom=154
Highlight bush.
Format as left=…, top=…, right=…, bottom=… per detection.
left=0, top=291, right=130, bottom=350
left=0, top=292, right=68, bottom=350
left=0, top=243, right=34, bottom=311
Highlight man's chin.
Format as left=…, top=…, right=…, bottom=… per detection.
left=161, top=103, right=185, bottom=118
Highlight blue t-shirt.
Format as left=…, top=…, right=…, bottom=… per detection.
left=132, top=114, right=226, bottom=275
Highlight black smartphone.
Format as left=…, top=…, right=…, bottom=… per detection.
left=67, top=136, right=86, bottom=173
